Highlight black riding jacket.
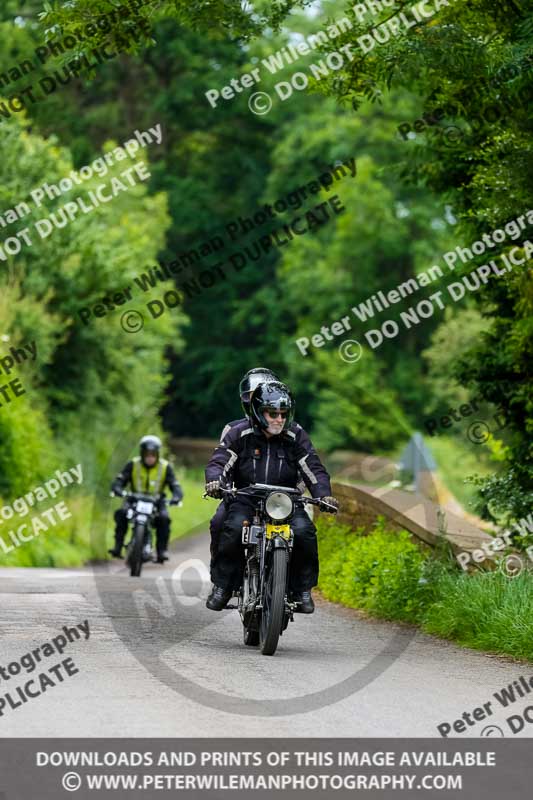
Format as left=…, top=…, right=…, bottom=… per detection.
left=205, top=419, right=331, bottom=498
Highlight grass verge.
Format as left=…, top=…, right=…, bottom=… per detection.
left=317, top=515, right=533, bottom=662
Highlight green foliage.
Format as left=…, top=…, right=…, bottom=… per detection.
left=0, top=469, right=207, bottom=567
left=314, top=0, right=533, bottom=517
left=269, top=106, right=456, bottom=430
left=1, top=0, right=531, bottom=570
left=292, top=350, right=410, bottom=452
left=317, top=515, right=533, bottom=660
left=317, top=515, right=428, bottom=620
left=0, top=385, right=54, bottom=498
left=466, top=469, right=533, bottom=527
left=0, top=271, right=54, bottom=498
left=37, top=0, right=305, bottom=51
left=0, top=108, right=185, bottom=500
left=422, top=307, right=490, bottom=413
left=2, top=2, right=457, bottom=446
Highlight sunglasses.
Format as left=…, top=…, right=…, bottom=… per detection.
left=264, top=410, right=288, bottom=419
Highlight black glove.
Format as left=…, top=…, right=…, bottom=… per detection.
left=169, top=496, right=182, bottom=507
left=319, top=496, right=339, bottom=513
left=205, top=480, right=223, bottom=499
left=111, top=487, right=126, bottom=498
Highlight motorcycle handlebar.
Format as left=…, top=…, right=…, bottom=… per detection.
left=114, top=491, right=164, bottom=501
left=203, top=485, right=337, bottom=513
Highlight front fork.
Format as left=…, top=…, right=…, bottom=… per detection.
left=258, top=535, right=295, bottom=633
left=240, top=517, right=295, bottom=629
left=275, top=541, right=296, bottom=631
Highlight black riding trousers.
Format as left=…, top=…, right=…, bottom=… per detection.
left=210, top=499, right=319, bottom=593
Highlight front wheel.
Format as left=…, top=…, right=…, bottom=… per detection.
left=128, top=523, right=145, bottom=577
left=259, top=547, right=287, bottom=656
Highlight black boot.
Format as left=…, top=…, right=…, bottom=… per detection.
left=293, top=590, right=315, bottom=614
left=108, top=533, right=125, bottom=558
left=206, top=585, right=232, bottom=611
left=156, top=549, right=169, bottom=564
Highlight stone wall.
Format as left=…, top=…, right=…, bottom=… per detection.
left=330, top=481, right=492, bottom=557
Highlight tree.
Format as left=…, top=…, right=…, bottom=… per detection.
left=0, top=110, right=182, bottom=492
left=314, top=0, right=533, bottom=516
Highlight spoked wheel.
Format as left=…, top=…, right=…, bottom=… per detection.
left=128, top=523, right=145, bottom=577
left=259, top=547, right=287, bottom=656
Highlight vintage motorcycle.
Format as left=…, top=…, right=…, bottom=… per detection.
left=117, top=491, right=162, bottom=577
left=207, top=483, right=337, bottom=656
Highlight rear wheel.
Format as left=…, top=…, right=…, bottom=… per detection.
left=128, top=523, right=145, bottom=577
left=259, top=547, right=287, bottom=656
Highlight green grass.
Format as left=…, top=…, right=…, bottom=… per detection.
left=0, top=469, right=209, bottom=568
left=317, top=516, right=533, bottom=662
left=169, top=468, right=215, bottom=541
left=421, top=570, right=533, bottom=661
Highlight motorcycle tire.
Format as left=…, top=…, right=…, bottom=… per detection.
left=259, top=547, right=287, bottom=656
left=129, top=523, right=145, bottom=577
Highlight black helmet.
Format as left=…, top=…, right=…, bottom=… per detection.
left=139, top=435, right=162, bottom=462
left=250, top=381, right=294, bottom=431
left=239, top=367, right=280, bottom=418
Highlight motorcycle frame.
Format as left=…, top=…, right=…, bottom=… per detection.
left=239, top=490, right=295, bottom=627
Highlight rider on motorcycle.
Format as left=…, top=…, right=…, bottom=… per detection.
left=209, top=368, right=332, bottom=565
left=205, top=381, right=338, bottom=613
left=208, top=368, right=279, bottom=562
left=109, top=435, right=183, bottom=563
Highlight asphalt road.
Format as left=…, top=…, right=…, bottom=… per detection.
left=0, top=531, right=530, bottom=738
